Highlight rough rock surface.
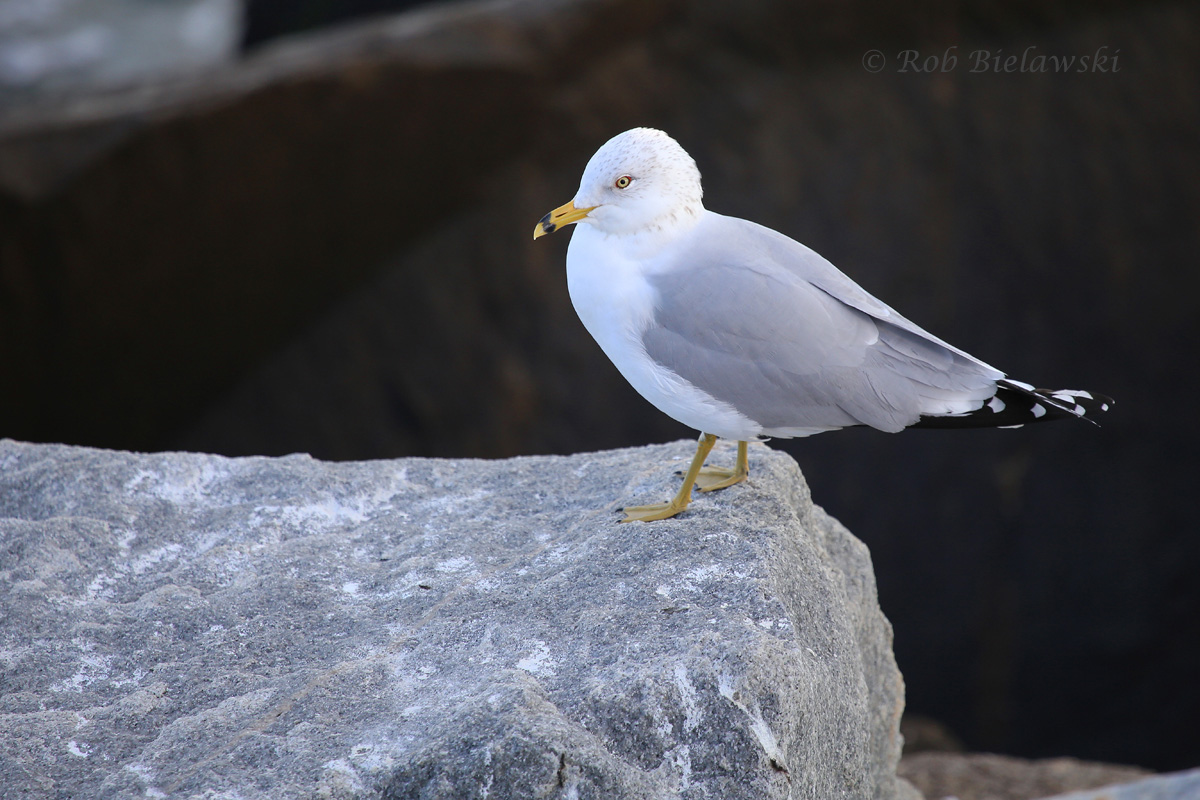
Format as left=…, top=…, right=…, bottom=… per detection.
left=0, top=438, right=919, bottom=800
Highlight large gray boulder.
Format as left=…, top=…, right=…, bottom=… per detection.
left=0, top=438, right=919, bottom=799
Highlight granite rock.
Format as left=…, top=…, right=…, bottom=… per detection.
left=0, top=438, right=919, bottom=799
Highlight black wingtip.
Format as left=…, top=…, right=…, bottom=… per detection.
left=913, top=382, right=1113, bottom=430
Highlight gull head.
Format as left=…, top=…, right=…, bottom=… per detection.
left=534, top=128, right=704, bottom=239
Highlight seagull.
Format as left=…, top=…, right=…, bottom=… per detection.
left=534, top=128, right=1111, bottom=522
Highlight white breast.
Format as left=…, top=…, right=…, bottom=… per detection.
left=565, top=224, right=763, bottom=441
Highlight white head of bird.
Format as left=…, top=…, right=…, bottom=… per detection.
left=535, top=128, right=705, bottom=240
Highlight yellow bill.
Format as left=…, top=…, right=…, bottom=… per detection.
left=533, top=200, right=596, bottom=239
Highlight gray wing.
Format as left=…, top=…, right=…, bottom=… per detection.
left=737, top=213, right=1001, bottom=367
left=641, top=213, right=1003, bottom=434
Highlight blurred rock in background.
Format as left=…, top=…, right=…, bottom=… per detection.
left=1, top=0, right=1196, bottom=775
left=0, top=0, right=241, bottom=106
left=241, top=0, right=435, bottom=49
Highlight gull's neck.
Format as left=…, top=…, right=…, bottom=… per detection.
left=594, top=205, right=705, bottom=262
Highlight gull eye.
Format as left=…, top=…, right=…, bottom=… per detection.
left=614, top=175, right=632, bottom=189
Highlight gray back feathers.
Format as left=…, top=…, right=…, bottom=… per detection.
left=641, top=213, right=1003, bottom=434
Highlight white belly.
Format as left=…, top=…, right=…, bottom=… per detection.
left=565, top=226, right=763, bottom=441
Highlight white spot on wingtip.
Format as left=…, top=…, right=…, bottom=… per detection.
left=1055, top=389, right=1094, bottom=400
left=988, top=396, right=1006, bottom=413
left=1031, top=404, right=1046, bottom=418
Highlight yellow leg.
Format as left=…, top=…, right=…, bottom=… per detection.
left=695, top=440, right=750, bottom=492
left=621, top=434, right=718, bottom=522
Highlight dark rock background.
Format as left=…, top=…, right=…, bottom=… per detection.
left=1, top=0, right=1196, bottom=773
left=242, top=0, right=437, bottom=48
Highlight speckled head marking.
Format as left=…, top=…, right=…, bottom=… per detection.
left=571, top=128, right=705, bottom=236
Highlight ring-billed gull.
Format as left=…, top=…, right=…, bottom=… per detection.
left=534, top=128, right=1112, bottom=522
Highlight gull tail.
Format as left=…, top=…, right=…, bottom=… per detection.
left=913, top=380, right=1113, bottom=430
